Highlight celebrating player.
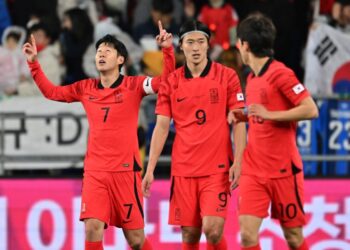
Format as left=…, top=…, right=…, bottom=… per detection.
left=22, top=21, right=175, bottom=250
left=142, top=20, right=246, bottom=250
left=230, top=13, right=319, bottom=250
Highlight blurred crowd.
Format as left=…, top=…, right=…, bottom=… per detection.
left=0, top=0, right=349, bottom=97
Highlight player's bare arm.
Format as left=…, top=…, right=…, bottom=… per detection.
left=142, top=115, right=171, bottom=197
left=248, top=96, right=319, bottom=122
left=229, top=121, right=246, bottom=190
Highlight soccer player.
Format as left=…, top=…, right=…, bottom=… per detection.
left=142, top=20, right=246, bottom=250
left=230, top=13, right=319, bottom=250
left=22, top=22, right=175, bottom=250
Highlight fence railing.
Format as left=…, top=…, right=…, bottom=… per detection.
left=1, top=95, right=350, bottom=177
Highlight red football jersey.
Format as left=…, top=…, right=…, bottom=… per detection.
left=28, top=47, right=175, bottom=172
left=243, top=59, right=310, bottom=178
left=198, top=3, right=239, bottom=49
left=156, top=61, right=244, bottom=177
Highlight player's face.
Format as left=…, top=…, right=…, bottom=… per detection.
left=95, top=43, right=124, bottom=73
left=181, top=32, right=209, bottom=65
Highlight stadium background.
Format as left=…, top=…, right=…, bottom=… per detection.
left=0, top=0, right=350, bottom=249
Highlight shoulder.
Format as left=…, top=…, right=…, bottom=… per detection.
left=212, top=62, right=238, bottom=80
left=76, top=78, right=98, bottom=88
left=122, top=75, right=147, bottom=90
left=266, top=60, right=298, bottom=84
left=166, top=66, right=184, bottom=86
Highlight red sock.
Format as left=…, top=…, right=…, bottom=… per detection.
left=85, top=240, right=103, bottom=250
left=291, top=240, right=309, bottom=250
left=142, top=238, right=152, bottom=250
left=241, top=244, right=261, bottom=250
left=207, top=236, right=227, bottom=250
left=182, top=242, right=200, bottom=250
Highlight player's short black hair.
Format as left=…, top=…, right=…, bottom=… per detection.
left=237, top=13, right=276, bottom=58
left=179, top=20, right=211, bottom=43
left=95, top=34, right=128, bottom=71
left=152, top=0, right=174, bottom=15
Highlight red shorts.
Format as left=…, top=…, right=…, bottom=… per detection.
left=169, top=173, right=230, bottom=227
left=238, top=172, right=306, bottom=228
left=80, top=171, right=144, bottom=230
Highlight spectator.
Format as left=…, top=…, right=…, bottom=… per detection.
left=198, top=0, right=239, bottom=51
left=57, top=0, right=98, bottom=25
left=132, top=0, right=183, bottom=30
left=0, top=26, right=29, bottom=96
left=133, top=0, right=179, bottom=45
left=60, top=8, right=93, bottom=84
left=18, top=22, right=62, bottom=96
left=330, top=0, right=350, bottom=33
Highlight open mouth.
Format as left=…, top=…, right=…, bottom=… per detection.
left=98, top=59, right=106, bottom=65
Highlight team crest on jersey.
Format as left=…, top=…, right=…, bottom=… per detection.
left=115, top=90, right=123, bottom=103
left=209, top=88, right=219, bottom=103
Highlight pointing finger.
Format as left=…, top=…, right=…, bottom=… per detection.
left=158, top=20, right=163, bottom=33
left=30, top=34, right=36, bottom=48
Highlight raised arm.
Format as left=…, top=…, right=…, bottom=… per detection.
left=145, top=21, right=175, bottom=94
left=23, top=35, right=81, bottom=102
left=142, top=115, right=171, bottom=197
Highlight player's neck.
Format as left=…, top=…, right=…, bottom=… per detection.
left=249, top=56, right=270, bottom=76
left=186, top=58, right=208, bottom=78
left=100, top=70, right=120, bottom=88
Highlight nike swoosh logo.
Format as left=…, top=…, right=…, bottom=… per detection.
left=177, top=97, right=186, bottom=102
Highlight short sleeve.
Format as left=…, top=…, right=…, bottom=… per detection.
left=227, top=69, right=245, bottom=110
left=274, top=68, right=310, bottom=106
left=155, top=79, right=172, bottom=118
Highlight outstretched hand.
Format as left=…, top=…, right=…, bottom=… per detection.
left=22, top=34, right=38, bottom=62
left=156, top=20, right=173, bottom=49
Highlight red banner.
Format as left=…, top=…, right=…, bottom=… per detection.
left=0, top=179, right=349, bottom=250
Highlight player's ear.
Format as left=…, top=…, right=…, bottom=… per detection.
left=117, top=55, right=125, bottom=65
left=242, top=41, right=250, bottom=52
left=179, top=40, right=183, bottom=51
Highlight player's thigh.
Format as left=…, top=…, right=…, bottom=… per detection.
left=199, top=173, right=230, bottom=219
left=238, top=175, right=270, bottom=218
left=169, top=176, right=201, bottom=227
left=80, top=171, right=110, bottom=225
left=271, top=173, right=306, bottom=228
left=109, top=171, right=145, bottom=230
